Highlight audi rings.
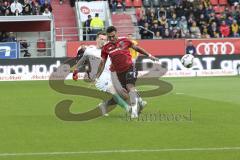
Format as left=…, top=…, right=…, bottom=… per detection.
left=196, top=42, right=235, bottom=55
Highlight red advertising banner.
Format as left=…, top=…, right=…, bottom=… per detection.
left=66, top=38, right=240, bottom=57
left=137, top=40, right=185, bottom=56
left=66, top=40, right=185, bottom=57
left=190, top=38, right=240, bottom=55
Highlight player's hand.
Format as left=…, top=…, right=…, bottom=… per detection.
left=72, top=69, right=78, bottom=81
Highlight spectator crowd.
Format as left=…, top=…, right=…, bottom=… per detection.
left=137, top=0, right=240, bottom=39
left=0, top=31, right=16, bottom=42
left=0, top=0, right=52, bottom=16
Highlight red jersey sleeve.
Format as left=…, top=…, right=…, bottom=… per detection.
left=101, top=45, right=108, bottom=60
left=120, top=38, right=134, bottom=49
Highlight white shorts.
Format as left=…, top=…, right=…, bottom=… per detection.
left=95, top=72, right=112, bottom=93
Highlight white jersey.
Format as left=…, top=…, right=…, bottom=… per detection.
left=77, top=45, right=112, bottom=92
left=78, top=45, right=111, bottom=79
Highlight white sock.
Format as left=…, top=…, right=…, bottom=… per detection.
left=129, top=91, right=138, bottom=106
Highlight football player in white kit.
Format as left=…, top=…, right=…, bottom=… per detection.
left=73, top=31, right=130, bottom=116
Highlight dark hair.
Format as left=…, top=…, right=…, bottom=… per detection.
left=106, top=26, right=117, bottom=33
left=95, top=13, right=99, bottom=17
left=96, top=31, right=107, bottom=37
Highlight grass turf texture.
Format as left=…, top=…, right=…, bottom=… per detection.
left=0, top=76, right=240, bottom=160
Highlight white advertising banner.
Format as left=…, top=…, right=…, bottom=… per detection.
left=0, top=70, right=238, bottom=81
left=196, top=69, right=237, bottom=77
left=77, top=1, right=106, bottom=21
left=0, top=57, right=239, bottom=82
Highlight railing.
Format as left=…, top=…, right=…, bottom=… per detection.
left=138, top=26, right=155, bottom=38
left=55, top=27, right=79, bottom=41
left=55, top=25, right=154, bottom=41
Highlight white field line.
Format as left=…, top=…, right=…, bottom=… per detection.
left=0, top=147, right=240, bottom=157
left=175, top=92, right=185, bottom=95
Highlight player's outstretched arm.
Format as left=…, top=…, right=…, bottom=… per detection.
left=74, top=46, right=88, bottom=71
left=73, top=56, right=86, bottom=81
left=74, top=55, right=87, bottom=71
left=72, top=46, right=87, bottom=81
left=95, top=58, right=106, bottom=80
left=131, top=45, right=158, bottom=61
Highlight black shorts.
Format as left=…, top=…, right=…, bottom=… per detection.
left=117, top=65, right=138, bottom=89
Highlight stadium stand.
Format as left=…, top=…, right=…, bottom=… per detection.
left=135, top=0, right=240, bottom=39
left=52, top=0, right=78, bottom=41
left=111, top=14, right=135, bottom=37
left=1, top=0, right=240, bottom=42
left=0, top=0, right=54, bottom=16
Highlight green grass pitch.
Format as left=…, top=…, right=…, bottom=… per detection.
left=0, top=76, right=240, bottom=160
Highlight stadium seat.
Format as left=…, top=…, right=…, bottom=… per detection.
left=142, top=0, right=151, bottom=7
left=135, top=7, right=142, bottom=20
left=213, top=5, right=220, bottom=12
left=37, top=39, right=46, bottom=52
left=210, top=0, right=218, bottom=5
left=117, top=0, right=123, bottom=7
left=213, top=5, right=225, bottom=13
left=125, top=0, right=133, bottom=7
left=219, top=6, right=225, bottom=12
left=152, top=0, right=160, bottom=7
left=133, top=0, right=143, bottom=7
left=219, top=0, right=228, bottom=5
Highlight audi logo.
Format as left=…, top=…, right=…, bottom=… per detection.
left=196, top=42, right=235, bottom=55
